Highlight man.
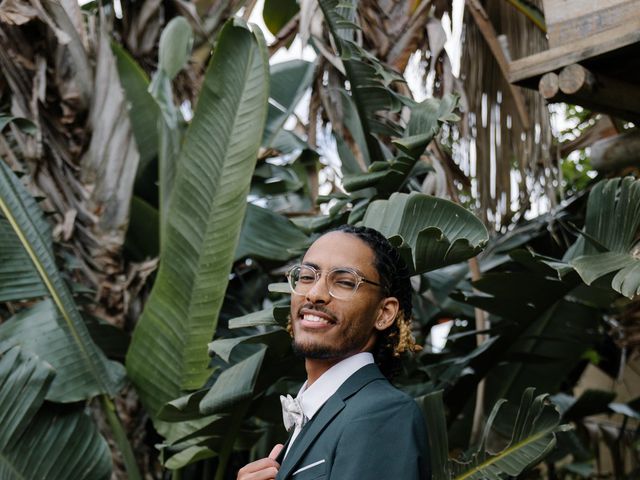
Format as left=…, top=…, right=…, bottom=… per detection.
left=237, top=225, right=430, bottom=480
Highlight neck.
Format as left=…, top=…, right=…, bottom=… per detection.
left=304, top=357, right=343, bottom=386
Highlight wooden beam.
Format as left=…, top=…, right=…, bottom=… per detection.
left=590, top=130, right=640, bottom=171
left=509, top=19, right=640, bottom=84
left=538, top=72, right=559, bottom=99
left=556, top=64, right=640, bottom=122
left=558, top=64, right=595, bottom=95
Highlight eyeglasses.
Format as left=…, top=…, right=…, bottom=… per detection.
left=286, top=264, right=383, bottom=300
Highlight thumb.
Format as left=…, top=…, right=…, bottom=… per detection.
left=269, top=444, right=284, bottom=460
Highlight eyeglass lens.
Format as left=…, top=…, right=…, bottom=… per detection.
left=289, top=265, right=359, bottom=299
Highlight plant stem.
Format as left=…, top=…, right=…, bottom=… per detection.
left=469, top=257, right=488, bottom=445
left=214, top=400, right=250, bottom=480
left=100, top=395, right=143, bottom=480
left=172, top=468, right=183, bottom=480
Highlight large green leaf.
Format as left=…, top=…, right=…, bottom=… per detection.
left=0, top=300, right=125, bottom=402
left=570, top=177, right=640, bottom=298
left=234, top=203, right=309, bottom=262
left=362, top=192, right=489, bottom=274
left=420, top=388, right=568, bottom=479
left=158, top=328, right=299, bottom=473
left=124, top=196, right=160, bottom=260
left=199, top=347, right=267, bottom=414
left=263, top=0, right=299, bottom=36
left=0, top=346, right=112, bottom=480
left=0, top=161, right=117, bottom=398
left=148, top=17, right=194, bottom=232
left=262, top=60, right=314, bottom=149
left=485, top=299, right=601, bottom=417
left=111, top=42, right=160, bottom=181
left=126, top=19, right=270, bottom=422
left=0, top=215, right=46, bottom=302
left=317, top=0, right=401, bottom=165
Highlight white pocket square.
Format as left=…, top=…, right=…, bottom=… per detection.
left=293, top=459, right=325, bottom=475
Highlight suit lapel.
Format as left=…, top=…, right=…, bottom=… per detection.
left=277, top=364, right=384, bottom=479
left=277, top=394, right=345, bottom=479
left=275, top=429, right=295, bottom=465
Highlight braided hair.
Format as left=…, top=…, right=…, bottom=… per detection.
left=333, top=225, right=421, bottom=378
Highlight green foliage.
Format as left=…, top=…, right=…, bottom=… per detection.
left=263, top=60, right=315, bottom=149
left=420, top=388, right=569, bottom=479
left=126, top=19, right=270, bottom=424
left=148, top=17, right=194, bottom=232
left=158, top=17, right=194, bottom=79
left=2, top=0, right=637, bottom=478
left=363, top=192, right=488, bottom=273
left=0, top=161, right=119, bottom=399
left=263, top=0, right=299, bottom=36
left=0, top=216, right=47, bottom=302
left=570, top=177, right=640, bottom=298
left=235, top=204, right=310, bottom=262
left=0, top=346, right=112, bottom=480
left=0, top=300, right=125, bottom=402
left=111, top=42, right=160, bottom=180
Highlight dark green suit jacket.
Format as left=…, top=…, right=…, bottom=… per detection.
left=275, top=364, right=430, bottom=479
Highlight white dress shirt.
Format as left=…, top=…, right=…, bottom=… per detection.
left=283, top=352, right=374, bottom=458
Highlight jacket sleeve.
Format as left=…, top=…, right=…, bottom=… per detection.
left=329, top=399, right=430, bottom=480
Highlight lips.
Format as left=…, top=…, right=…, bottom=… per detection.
left=297, top=307, right=337, bottom=328
left=303, top=313, right=331, bottom=324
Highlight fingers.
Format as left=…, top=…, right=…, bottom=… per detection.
left=268, top=444, right=284, bottom=460
left=237, top=464, right=279, bottom=480
left=237, top=445, right=284, bottom=480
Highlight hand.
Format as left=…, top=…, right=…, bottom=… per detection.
left=237, top=444, right=284, bottom=480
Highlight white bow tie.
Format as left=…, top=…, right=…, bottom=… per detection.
left=280, top=394, right=307, bottom=432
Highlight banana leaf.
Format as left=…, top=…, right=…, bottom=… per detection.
left=0, top=299, right=125, bottom=402
left=234, top=203, right=310, bottom=262
left=0, top=346, right=111, bottom=480
left=362, top=192, right=489, bottom=274
left=262, top=59, right=315, bottom=149
left=0, top=215, right=46, bottom=302
left=570, top=177, right=640, bottom=298
left=0, top=161, right=118, bottom=399
left=419, top=388, right=569, bottom=479
left=111, top=42, right=160, bottom=181
left=126, top=19, right=270, bottom=424
left=317, top=0, right=401, bottom=165
left=148, top=16, right=194, bottom=232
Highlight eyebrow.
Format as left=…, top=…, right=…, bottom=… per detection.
left=301, top=261, right=368, bottom=277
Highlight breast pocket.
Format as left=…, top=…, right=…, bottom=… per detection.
left=292, top=459, right=326, bottom=479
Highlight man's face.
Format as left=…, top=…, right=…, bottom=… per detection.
left=290, top=231, right=386, bottom=360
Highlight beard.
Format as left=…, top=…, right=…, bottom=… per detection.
left=290, top=313, right=373, bottom=360
left=292, top=340, right=344, bottom=359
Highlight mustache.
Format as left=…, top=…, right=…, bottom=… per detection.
left=297, top=303, right=338, bottom=323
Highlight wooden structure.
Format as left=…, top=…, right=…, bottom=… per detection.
left=506, top=0, right=640, bottom=123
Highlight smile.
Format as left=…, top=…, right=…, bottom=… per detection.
left=298, top=308, right=337, bottom=329
left=303, top=314, right=331, bottom=324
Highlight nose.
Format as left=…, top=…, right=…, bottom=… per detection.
left=305, top=274, right=331, bottom=304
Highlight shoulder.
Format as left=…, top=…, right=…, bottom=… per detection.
left=344, top=375, right=425, bottom=423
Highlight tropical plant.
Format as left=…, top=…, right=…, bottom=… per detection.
left=0, top=346, right=112, bottom=480
left=421, top=388, right=570, bottom=480
left=125, top=17, right=270, bottom=430
left=1, top=0, right=639, bottom=479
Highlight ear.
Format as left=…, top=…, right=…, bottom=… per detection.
left=375, top=297, right=399, bottom=331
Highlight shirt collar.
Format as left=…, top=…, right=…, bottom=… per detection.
left=296, top=352, right=374, bottom=420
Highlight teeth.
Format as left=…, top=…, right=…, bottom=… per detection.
left=303, top=314, right=330, bottom=324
